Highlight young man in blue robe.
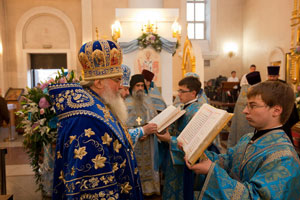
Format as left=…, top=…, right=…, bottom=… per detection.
left=156, top=76, right=219, bottom=200
left=49, top=39, right=143, bottom=199
left=185, top=81, right=300, bottom=199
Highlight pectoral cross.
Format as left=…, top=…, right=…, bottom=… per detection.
left=136, top=117, right=142, bottom=126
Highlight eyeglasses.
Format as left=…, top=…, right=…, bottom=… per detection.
left=246, top=103, right=267, bottom=110
left=111, top=77, right=123, bottom=85
left=177, top=89, right=191, bottom=94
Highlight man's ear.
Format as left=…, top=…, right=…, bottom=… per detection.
left=272, top=105, right=282, bottom=118
left=192, top=90, right=197, bottom=97
left=93, top=79, right=104, bottom=89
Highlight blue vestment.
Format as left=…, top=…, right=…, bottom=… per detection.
left=129, top=127, right=144, bottom=148
left=196, top=129, right=300, bottom=199
left=148, top=83, right=167, bottom=112
left=49, top=83, right=143, bottom=200
left=173, top=89, right=209, bottom=107
left=161, top=95, right=208, bottom=200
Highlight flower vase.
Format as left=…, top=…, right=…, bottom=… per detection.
left=40, top=143, right=56, bottom=198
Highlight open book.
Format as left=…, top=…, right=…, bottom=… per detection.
left=149, top=105, right=186, bottom=133
left=177, top=103, right=233, bottom=165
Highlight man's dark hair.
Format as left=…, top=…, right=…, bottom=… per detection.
left=247, top=81, right=294, bottom=124
left=250, top=64, right=256, bottom=69
left=231, top=71, right=236, bottom=74
left=178, top=76, right=201, bottom=95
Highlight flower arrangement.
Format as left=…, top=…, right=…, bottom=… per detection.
left=137, top=32, right=162, bottom=52
left=16, top=68, right=81, bottom=195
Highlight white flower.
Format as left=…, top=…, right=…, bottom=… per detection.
left=39, top=118, right=47, bottom=126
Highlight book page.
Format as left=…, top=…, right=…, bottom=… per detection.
left=177, top=104, right=227, bottom=159
left=149, top=105, right=178, bottom=127
left=158, top=110, right=186, bottom=132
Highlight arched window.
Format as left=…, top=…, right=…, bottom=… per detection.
left=186, top=0, right=207, bottom=40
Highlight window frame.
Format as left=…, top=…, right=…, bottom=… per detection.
left=186, top=0, right=207, bottom=40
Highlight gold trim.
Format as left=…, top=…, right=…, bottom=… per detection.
left=199, top=162, right=215, bottom=199
left=262, top=149, right=300, bottom=166
left=83, top=72, right=123, bottom=81
left=181, top=36, right=196, bottom=77
left=57, top=109, right=126, bottom=145
left=231, top=181, right=245, bottom=200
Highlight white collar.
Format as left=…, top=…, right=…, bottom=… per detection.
left=184, top=98, right=198, bottom=106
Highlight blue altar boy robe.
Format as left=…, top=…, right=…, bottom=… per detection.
left=49, top=83, right=143, bottom=200
left=161, top=95, right=209, bottom=200
left=196, top=129, right=300, bottom=199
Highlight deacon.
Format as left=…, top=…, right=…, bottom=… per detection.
left=141, top=69, right=167, bottom=113
left=267, top=65, right=299, bottom=145
left=49, top=39, right=143, bottom=199
left=186, top=81, right=300, bottom=199
left=173, top=72, right=209, bottom=107
left=121, top=65, right=158, bottom=147
left=156, top=76, right=218, bottom=200
left=125, top=74, right=160, bottom=196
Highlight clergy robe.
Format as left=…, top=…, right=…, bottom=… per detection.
left=49, top=83, right=143, bottom=200
left=161, top=95, right=209, bottom=200
left=125, top=95, right=160, bottom=195
left=196, top=129, right=300, bottom=199
left=147, top=82, right=167, bottom=113
left=129, top=127, right=144, bottom=148
left=227, top=84, right=254, bottom=148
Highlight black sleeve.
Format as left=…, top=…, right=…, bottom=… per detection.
left=282, top=104, right=299, bottom=145
left=0, top=97, right=10, bottom=124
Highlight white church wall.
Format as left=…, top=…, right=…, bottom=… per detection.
left=16, top=6, right=77, bottom=88
left=3, top=0, right=82, bottom=90
left=203, top=0, right=244, bottom=81
left=115, top=8, right=178, bottom=105
left=242, top=0, right=293, bottom=81
left=23, top=14, right=70, bottom=49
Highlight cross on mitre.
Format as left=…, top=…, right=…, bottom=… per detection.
left=136, top=117, right=142, bottom=126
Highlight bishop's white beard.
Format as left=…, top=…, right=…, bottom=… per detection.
left=101, top=84, right=128, bottom=123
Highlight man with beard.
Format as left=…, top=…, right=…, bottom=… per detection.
left=125, top=74, right=160, bottom=197
left=120, top=65, right=158, bottom=147
left=48, top=39, right=143, bottom=199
